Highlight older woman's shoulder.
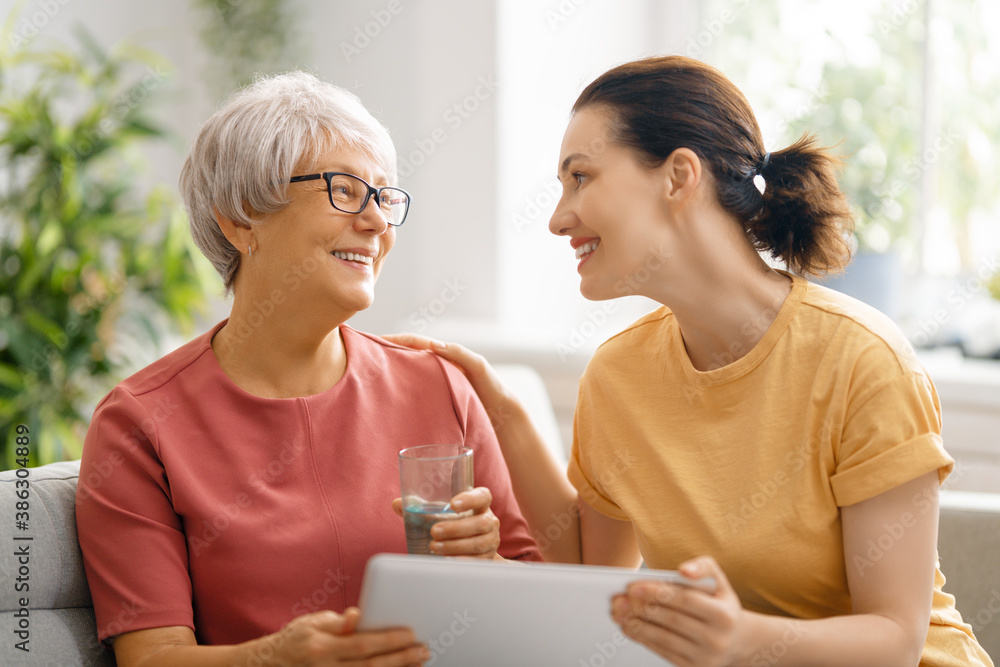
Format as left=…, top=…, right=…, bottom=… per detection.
left=114, top=324, right=221, bottom=397
left=343, top=327, right=473, bottom=389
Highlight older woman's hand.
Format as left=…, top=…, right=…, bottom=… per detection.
left=249, top=608, right=429, bottom=666
left=392, top=487, right=503, bottom=560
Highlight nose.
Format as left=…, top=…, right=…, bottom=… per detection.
left=355, top=193, right=390, bottom=234
left=548, top=198, right=576, bottom=237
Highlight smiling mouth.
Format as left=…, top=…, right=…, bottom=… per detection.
left=575, top=240, right=600, bottom=260
left=332, top=251, right=374, bottom=266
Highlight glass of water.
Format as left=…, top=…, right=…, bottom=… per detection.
left=398, top=444, right=474, bottom=554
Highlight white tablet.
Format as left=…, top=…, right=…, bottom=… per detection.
left=357, top=554, right=716, bottom=666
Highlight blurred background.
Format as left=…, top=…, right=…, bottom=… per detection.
left=1, top=0, right=999, bottom=486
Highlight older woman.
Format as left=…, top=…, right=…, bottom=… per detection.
left=75, top=71, right=539, bottom=666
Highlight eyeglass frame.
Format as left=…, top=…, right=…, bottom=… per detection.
left=288, top=172, right=411, bottom=227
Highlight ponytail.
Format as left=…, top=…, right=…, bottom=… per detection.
left=747, top=135, right=854, bottom=276
left=574, top=56, right=854, bottom=277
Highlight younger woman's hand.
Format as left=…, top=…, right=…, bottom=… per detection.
left=380, top=334, right=511, bottom=420
left=392, top=487, right=502, bottom=560
left=610, top=556, right=746, bottom=667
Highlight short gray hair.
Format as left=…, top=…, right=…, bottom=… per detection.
left=179, top=71, right=397, bottom=292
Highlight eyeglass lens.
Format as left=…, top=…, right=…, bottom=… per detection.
left=328, top=173, right=408, bottom=225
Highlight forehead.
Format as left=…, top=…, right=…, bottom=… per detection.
left=301, top=143, right=390, bottom=185
left=559, top=107, right=617, bottom=164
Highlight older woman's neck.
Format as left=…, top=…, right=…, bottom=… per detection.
left=212, top=294, right=350, bottom=399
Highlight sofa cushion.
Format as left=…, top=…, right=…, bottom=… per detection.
left=0, top=459, right=92, bottom=611
left=0, top=460, right=115, bottom=665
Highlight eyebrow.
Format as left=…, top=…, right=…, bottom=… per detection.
left=558, top=153, right=588, bottom=177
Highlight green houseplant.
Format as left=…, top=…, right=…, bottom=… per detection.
left=0, top=24, right=215, bottom=469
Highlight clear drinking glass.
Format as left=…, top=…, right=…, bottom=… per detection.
left=398, top=444, right=474, bottom=554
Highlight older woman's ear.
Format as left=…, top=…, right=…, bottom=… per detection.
left=214, top=207, right=255, bottom=257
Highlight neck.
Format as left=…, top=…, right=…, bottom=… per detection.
left=645, top=212, right=793, bottom=372
left=212, top=287, right=350, bottom=399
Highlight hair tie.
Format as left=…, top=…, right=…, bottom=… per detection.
left=752, top=151, right=770, bottom=196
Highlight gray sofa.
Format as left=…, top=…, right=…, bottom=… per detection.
left=0, top=460, right=115, bottom=666
left=1, top=460, right=997, bottom=665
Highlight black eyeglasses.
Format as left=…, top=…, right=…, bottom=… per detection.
left=289, top=172, right=411, bottom=227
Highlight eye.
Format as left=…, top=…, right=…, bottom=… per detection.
left=572, top=172, right=587, bottom=187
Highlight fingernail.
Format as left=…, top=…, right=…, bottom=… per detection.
left=450, top=499, right=464, bottom=510
left=429, top=541, right=440, bottom=553
left=612, top=597, right=628, bottom=615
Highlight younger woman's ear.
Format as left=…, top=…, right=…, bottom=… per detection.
left=662, top=147, right=703, bottom=202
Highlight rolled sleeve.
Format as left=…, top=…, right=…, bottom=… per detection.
left=831, top=367, right=954, bottom=507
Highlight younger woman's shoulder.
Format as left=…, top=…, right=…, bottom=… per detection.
left=799, top=279, right=922, bottom=374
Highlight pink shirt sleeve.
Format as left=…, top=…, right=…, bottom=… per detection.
left=75, top=387, right=195, bottom=641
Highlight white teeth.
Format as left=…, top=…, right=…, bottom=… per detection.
left=333, top=251, right=374, bottom=265
left=575, top=241, right=599, bottom=260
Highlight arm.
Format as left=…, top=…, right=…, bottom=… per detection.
left=113, top=611, right=428, bottom=667
left=382, top=334, right=582, bottom=562
left=611, top=471, right=938, bottom=667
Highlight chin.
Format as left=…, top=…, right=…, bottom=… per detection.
left=579, top=280, right=619, bottom=302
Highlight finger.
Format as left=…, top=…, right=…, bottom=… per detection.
left=334, top=629, right=425, bottom=661
left=449, top=487, right=493, bottom=514
left=430, top=533, right=499, bottom=557
left=626, top=581, right=716, bottom=624
left=380, top=333, right=443, bottom=350
left=391, top=498, right=403, bottom=518
left=678, top=555, right=730, bottom=597
left=339, top=607, right=361, bottom=635
left=614, top=586, right=705, bottom=644
left=617, top=611, right=699, bottom=667
left=302, top=609, right=353, bottom=635
left=430, top=511, right=498, bottom=541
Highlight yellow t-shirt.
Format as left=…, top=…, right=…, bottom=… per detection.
left=569, top=274, right=992, bottom=666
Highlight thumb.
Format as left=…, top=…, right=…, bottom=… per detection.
left=391, top=497, right=403, bottom=518
left=679, top=555, right=730, bottom=596
left=337, top=607, right=361, bottom=635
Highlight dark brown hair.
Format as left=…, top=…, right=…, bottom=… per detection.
left=574, top=56, right=853, bottom=277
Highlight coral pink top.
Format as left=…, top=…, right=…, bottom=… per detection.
left=76, top=322, right=540, bottom=645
